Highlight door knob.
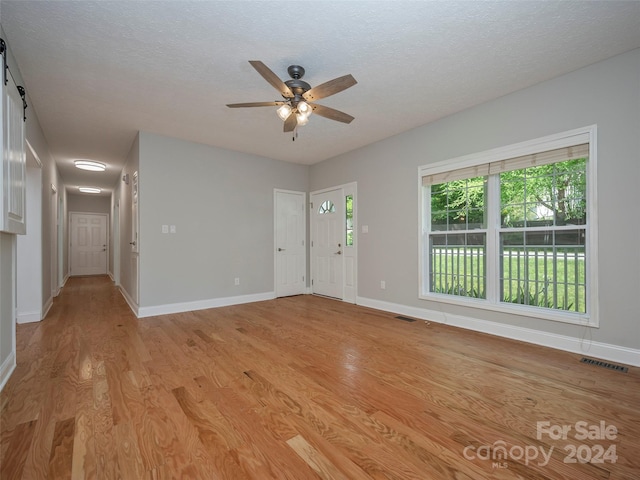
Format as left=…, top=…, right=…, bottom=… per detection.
left=334, top=250, right=342, bottom=255
left=278, top=247, right=285, bottom=252
left=129, top=241, right=136, bottom=246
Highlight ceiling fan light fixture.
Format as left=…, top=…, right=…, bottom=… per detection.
left=297, top=101, right=312, bottom=116
left=74, top=160, right=106, bottom=171
left=276, top=104, right=292, bottom=120
left=296, top=112, right=309, bottom=126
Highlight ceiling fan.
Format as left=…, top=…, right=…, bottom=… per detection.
left=227, top=61, right=357, bottom=132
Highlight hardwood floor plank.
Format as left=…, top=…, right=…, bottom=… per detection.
left=1, top=276, right=638, bottom=479
left=0, top=420, right=36, bottom=480
left=70, top=380, right=97, bottom=479
left=8, top=377, right=57, bottom=480
left=48, top=417, right=75, bottom=479
left=171, top=386, right=248, bottom=478
left=287, top=433, right=351, bottom=480
left=114, top=421, right=146, bottom=479
left=92, top=361, right=118, bottom=479
left=281, top=418, right=373, bottom=480
left=145, top=383, right=220, bottom=478
left=211, top=387, right=320, bottom=479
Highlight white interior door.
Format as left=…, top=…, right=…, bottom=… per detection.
left=311, top=189, right=344, bottom=299
left=275, top=190, right=306, bottom=297
left=70, top=213, right=108, bottom=276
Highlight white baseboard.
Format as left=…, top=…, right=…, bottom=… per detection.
left=136, top=291, right=276, bottom=318
left=42, top=296, right=53, bottom=320
left=0, top=351, right=16, bottom=392
left=16, top=310, right=41, bottom=324
left=356, top=296, right=640, bottom=368
left=51, top=275, right=67, bottom=298
left=119, top=286, right=139, bottom=317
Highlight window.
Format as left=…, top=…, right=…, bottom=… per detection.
left=318, top=200, right=335, bottom=214
left=420, top=127, right=597, bottom=326
left=346, top=194, right=354, bottom=246
left=430, top=176, right=487, bottom=298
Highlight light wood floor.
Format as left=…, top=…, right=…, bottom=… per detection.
left=1, top=276, right=638, bottom=479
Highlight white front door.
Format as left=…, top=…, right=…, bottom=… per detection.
left=311, top=189, right=344, bottom=299
left=274, top=190, right=306, bottom=297
left=70, top=213, right=108, bottom=276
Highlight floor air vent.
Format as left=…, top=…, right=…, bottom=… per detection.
left=395, top=315, right=417, bottom=323
left=580, top=357, right=628, bottom=373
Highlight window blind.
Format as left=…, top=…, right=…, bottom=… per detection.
left=422, top=143, right=589, bottom=186
left=422, top=164, right=489, bottom=186
left=489, top=143, right=589, bottom=175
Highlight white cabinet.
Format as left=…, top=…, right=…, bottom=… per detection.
left=0, top=64, right=26, bottom=235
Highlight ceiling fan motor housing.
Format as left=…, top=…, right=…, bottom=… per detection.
left=285, top=65, right=311, bottom=103
left=287, top=65, right=305, bottom=79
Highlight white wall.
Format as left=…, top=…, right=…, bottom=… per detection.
left=67, top=193, right=110, bottom=214
left=136, top=132, right=309, bottom=314
left=310, top=49, right=640, bottom=357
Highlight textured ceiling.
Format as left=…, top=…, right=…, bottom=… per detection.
left=2, top=1, right=640, bottom=195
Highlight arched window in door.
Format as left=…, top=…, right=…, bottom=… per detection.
left=318, top=200, right=335, bottom=214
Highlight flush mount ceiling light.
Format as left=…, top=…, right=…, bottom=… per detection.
left=74, top=160, right=106, bottom=171
left=78, top=187, right=101, bottom=194
left=227, top=61, right=357, bottom=134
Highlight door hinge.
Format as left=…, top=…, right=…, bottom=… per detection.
left=302, top=275, right=305, bottom=282
left=311, top=279, right=314, bottom=285
left=310, top=202, right=313, bottom=209
left=311, top=240, right=314, bottom=247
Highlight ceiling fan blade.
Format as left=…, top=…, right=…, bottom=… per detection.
left=226, top=101, right=286, bottom=108
left=310, top=104, right=355, bottom=124
left=249, top=61, right=294, bottom=98
left=303, top=74, right=357, bottom=102
left=283, top=113, right=297, bottom=132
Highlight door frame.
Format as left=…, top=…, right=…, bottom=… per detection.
left=51, top=184, right=59, bottom=296
left=310, top=182, right=357, bottom=303
left=131, top=170, right=139, bottom=305
left=16, top=140, right=43, bottom=323
left=112, top=199, right=120, bottom=285
left=57, top=195, right=64, bottom=289
left=69, top=212, right=109, bottom=276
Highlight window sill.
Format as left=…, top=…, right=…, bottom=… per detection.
left=419, top=292, right=598, bottom=328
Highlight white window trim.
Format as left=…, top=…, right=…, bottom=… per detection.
left=418, top=125, right=598, bottom=328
